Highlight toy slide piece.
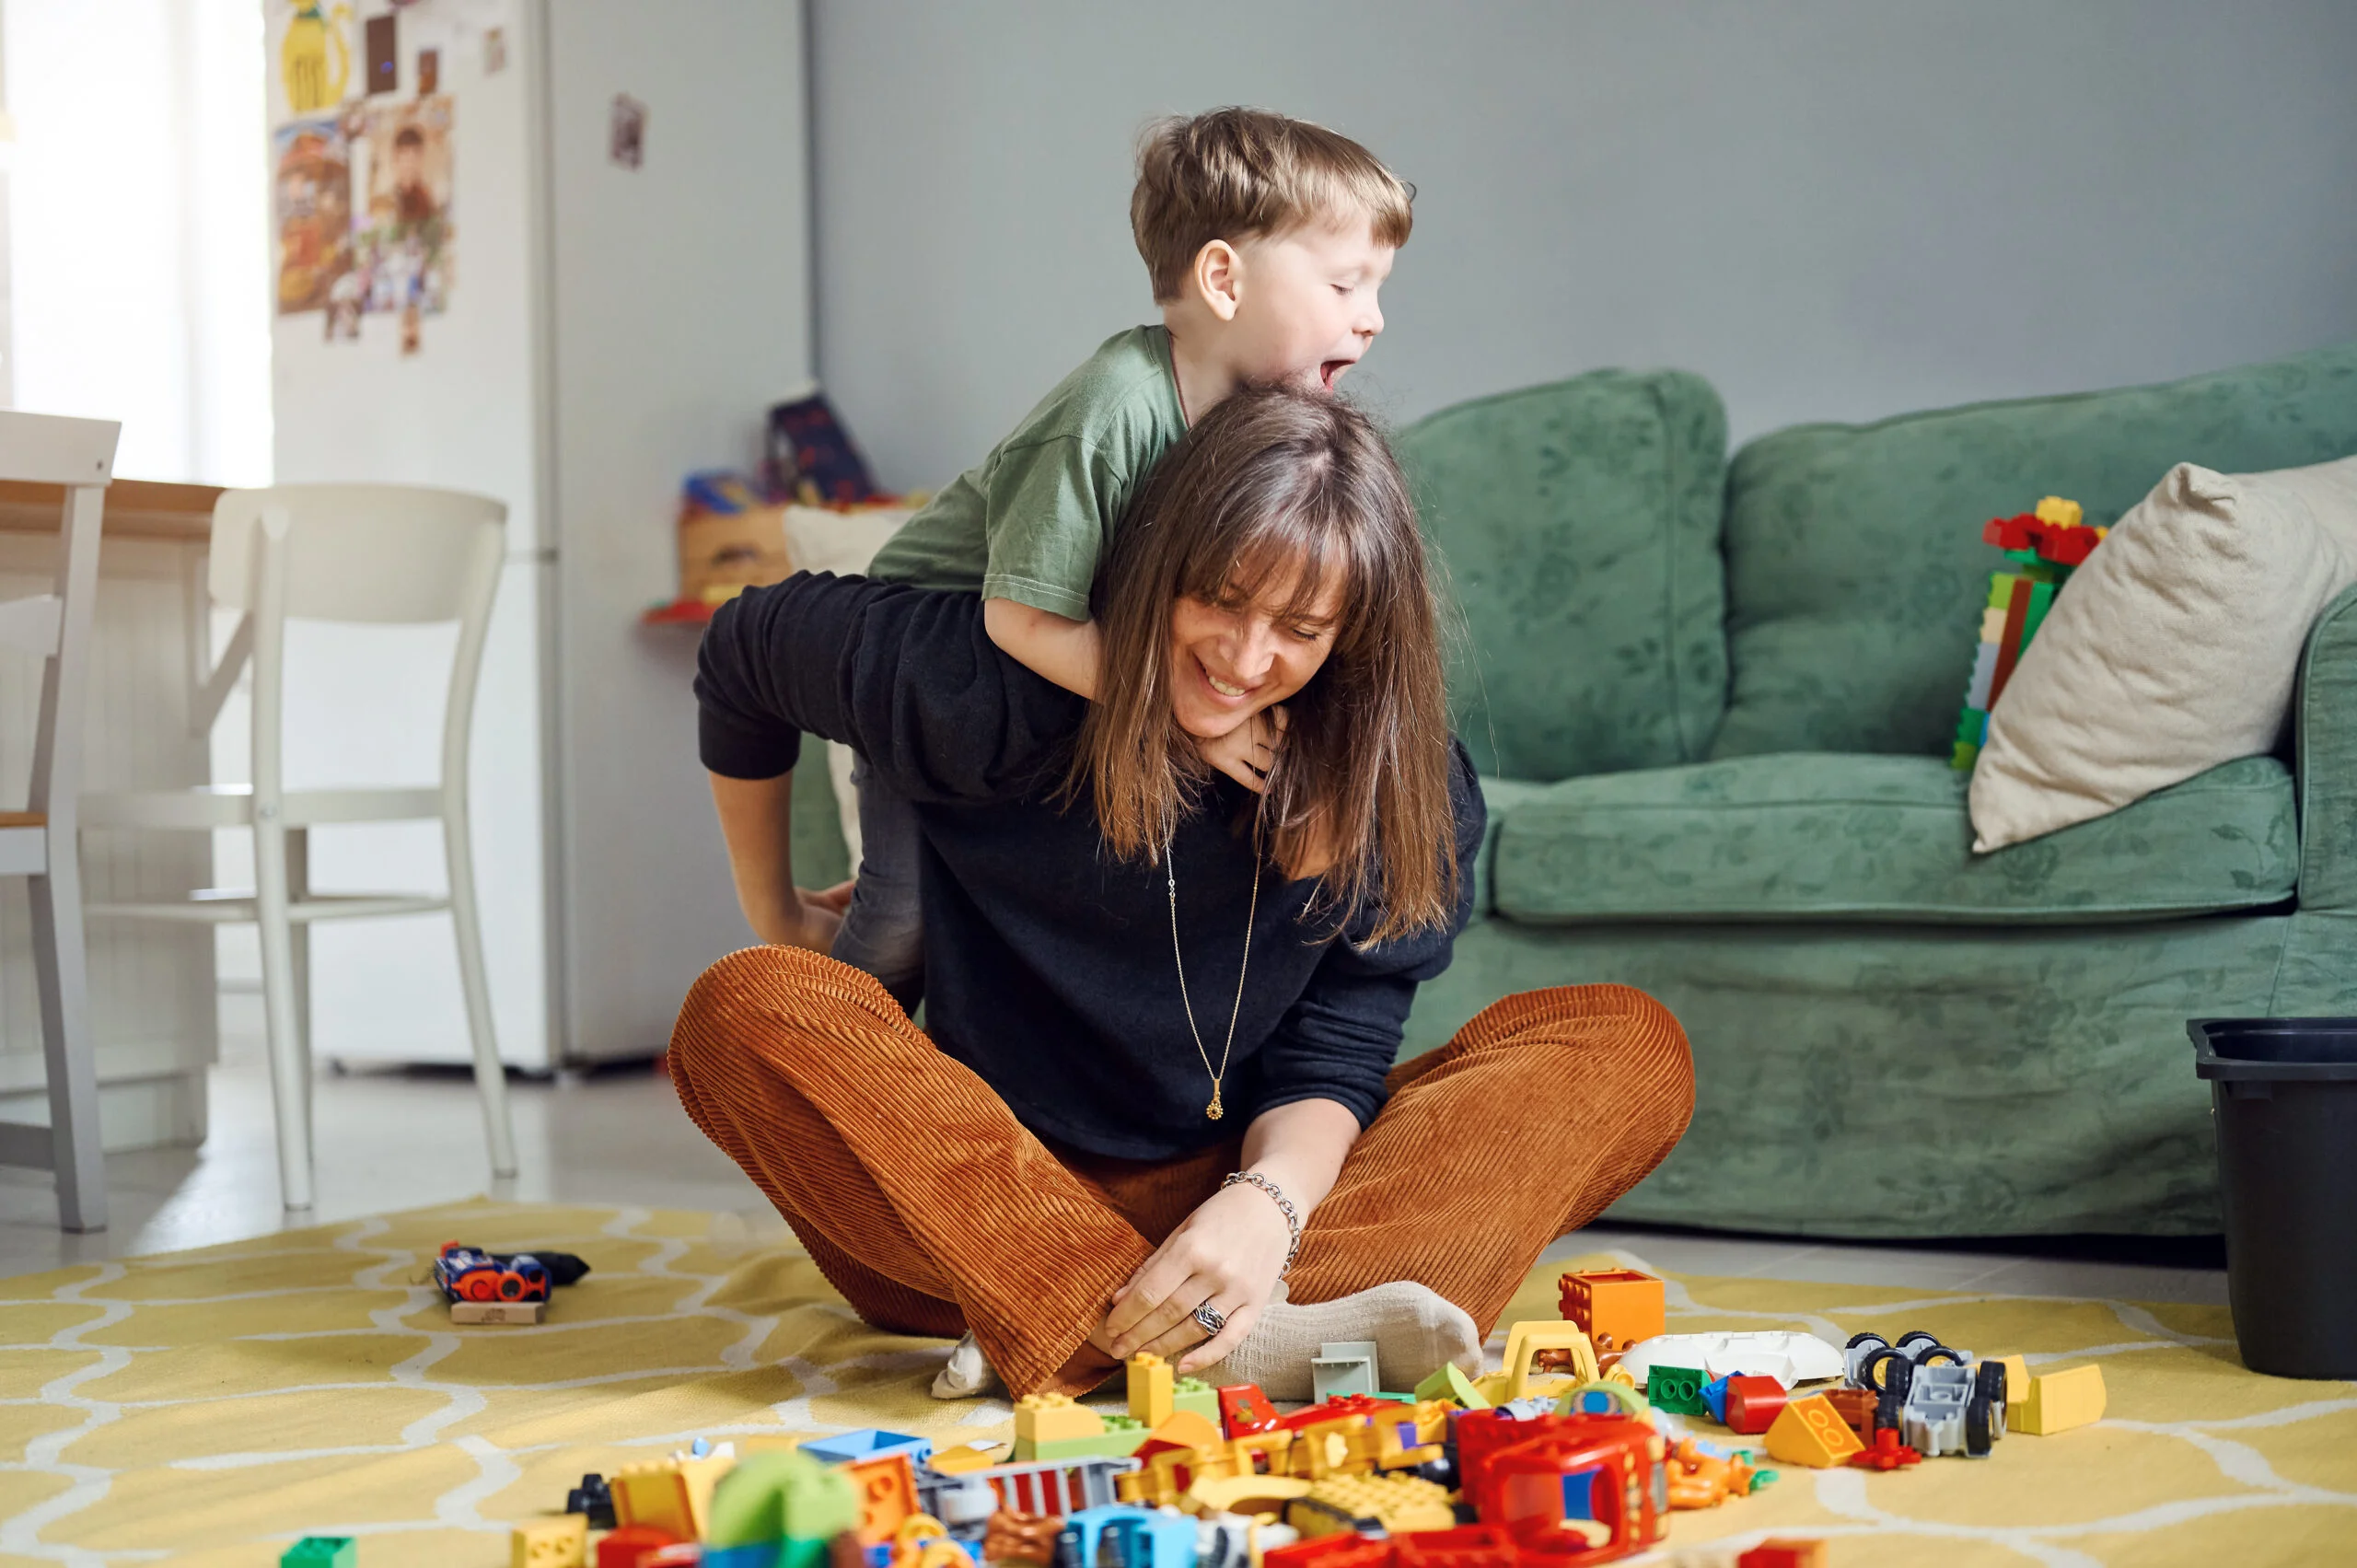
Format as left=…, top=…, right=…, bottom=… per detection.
left=2011, top=1364, right=2106, bottom=1434
left=1764, top=1394, right=1865, bottom=1469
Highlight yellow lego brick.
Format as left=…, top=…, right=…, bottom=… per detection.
left=1289, top=1472, right=1454, bottom=1538
left=510, top=1516, right=586, bottom=1568
left=1127, top=1352, right=1174, bottom=1428
left=2035, top=495, right=2084, bottom=528
left=1991, top=1353, right=2028, bottom=1409
left=1014, top=1391, right=1104, bottom=1446
left=1765, top=1393, right=1864, bottom=1469
left=2013, top=1363, right=2106, bottom=1434
left=1472, top=1320, right=1597, bottom=1404
left=611, top=1453, right=732, bottom=1539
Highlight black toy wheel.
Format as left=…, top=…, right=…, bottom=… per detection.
left=1858, top=1347, right=1914, bottom=1398
left=1894, top=1330, right=1940, bottom=1353
left=1846, top=1331, right=1891, bottom=1352
left=1965, top=1388, right=1996, bottom=1457
left=1976, top=1360, right=2009, bottom=1436
left=1918, top=1345, right=1967, bottom=1367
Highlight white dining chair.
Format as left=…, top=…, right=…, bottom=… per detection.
left=83, top=484, right=519, bottom=1212
left=0, top=412, right=113, bottom=1232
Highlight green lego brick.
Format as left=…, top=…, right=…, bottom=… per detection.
left=1173, top=1376, right=1220, bottom=1426
left=1413, top=1361, right=1487, bottom=1408
left=1646, top=1363, right=1709, bottom=1416
left=1022, top=1413, right=1149, bottom=1461
left=2020, top=578, right=2058, bottom=646
left=1988, top=573, right=2016, bottom=609
left=282, top=1540, right=355, bottom=1568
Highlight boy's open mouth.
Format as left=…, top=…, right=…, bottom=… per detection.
left=1320, top=359, right=1352, bottom=389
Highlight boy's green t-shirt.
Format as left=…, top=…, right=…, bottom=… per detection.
left=866, top=325, right=1187, bottom=620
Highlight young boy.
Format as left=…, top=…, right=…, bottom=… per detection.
left=834, top=107, right=1411, bottom=1010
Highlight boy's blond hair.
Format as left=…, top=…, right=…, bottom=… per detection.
left=1132, top=107, right=1412, bottom=302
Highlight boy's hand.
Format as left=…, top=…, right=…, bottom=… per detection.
left=1197, top=705, right=1285, bottom=794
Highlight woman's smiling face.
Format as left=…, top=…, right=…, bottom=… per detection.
left=1166, top=555, right=1344, bottom=739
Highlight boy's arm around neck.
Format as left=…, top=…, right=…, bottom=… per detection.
left=984, top=595, right=1100, bottom=701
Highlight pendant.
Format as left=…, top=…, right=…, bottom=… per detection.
left=1206, top=1091, right=1224, bottom=1121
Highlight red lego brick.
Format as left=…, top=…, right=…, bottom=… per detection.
left=1822, top=1386, right=1877, bottom=1443
left=596, top=1526, right=680, bottom=1568
left=1395, top=1525, right=1519, bottom=1566
left=1217, top=1381, right=1282, bottom=1437
left=1720, top=1374, right=1788, bottom=1436
left=1738, top=1540, right=1828, bottom=1568
left=1264, top=1535, right=1398, bottom=1567
left=1847, top=1427, right=1922, bottom=1471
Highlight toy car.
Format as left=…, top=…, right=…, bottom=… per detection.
left=433, top=1242, right=551, bottom=1303
left=1854, top=1350, right=2005, bottom=1458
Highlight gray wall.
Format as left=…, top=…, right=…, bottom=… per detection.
left=808, top=0, right=2357, bottom=486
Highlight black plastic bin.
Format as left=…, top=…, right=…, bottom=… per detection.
left=2189, top=1017, right=2357, bottom=1379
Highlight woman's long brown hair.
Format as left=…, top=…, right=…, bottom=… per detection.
left=1067, top=385, right=1457, bottom=946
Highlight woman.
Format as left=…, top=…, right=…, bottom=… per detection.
left=681, top=387, right=1694, bottom=1400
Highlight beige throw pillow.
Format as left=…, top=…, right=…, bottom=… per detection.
left=1969, top=455, right=2357, bottom=853
left=778, top=504, right=914, bottom=865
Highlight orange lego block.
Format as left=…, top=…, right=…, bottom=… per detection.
left=2012, top=1364, right=2106, bottom=1434
left=1136, top=1409, right=1224, bottom=1458
left=1556, top=1269, right=1666, bottom=1353
left=1128, top=1352, right=1175, bottom=1428
left=844, top=1451, right=916, bottom=1549
left=1014, top=1392, right=1103, bottom=1446
left=1764, top=1394, right=1864, bottom=1469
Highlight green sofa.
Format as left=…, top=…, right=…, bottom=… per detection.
left=1393, top=342, right=2357, bottom=1239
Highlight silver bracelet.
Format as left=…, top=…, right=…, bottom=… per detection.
left=1222, top=1170, right=1303, bottom=1276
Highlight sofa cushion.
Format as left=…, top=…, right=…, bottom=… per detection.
left=1710, top=342, right=2357, bottom=761
left=1399, top=369, right=1728, bottom=782
left=1490, top=753, right=2295, bottom=924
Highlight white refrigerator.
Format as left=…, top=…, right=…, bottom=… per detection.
left=262, top=0, right=811, bottom=1067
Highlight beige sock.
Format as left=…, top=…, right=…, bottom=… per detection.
left=929, top=1330, right=1004, bottom=1400
left=1202, top=1281, right=1480, bottom=1401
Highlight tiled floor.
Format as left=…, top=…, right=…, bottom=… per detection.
left=0, top=1048, right=2226, bottom=1308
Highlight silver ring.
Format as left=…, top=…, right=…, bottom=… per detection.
left=1192, top=1303, right=1227, bottom=1338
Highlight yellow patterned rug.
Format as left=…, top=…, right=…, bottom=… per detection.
left=2, top=1199, right=2352, bottom=1567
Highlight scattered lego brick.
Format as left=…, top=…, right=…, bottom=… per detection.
left=1739, top=1540, right=1829, bottom=1568
left=1646, top=1363, right=1709, bottom=1416
left=1722, top=1373, right=1788, bottom=1435
left=281, top=1539, right=355, bottom=1568
left=2011, top=1364, right=2106, bottom=1434
left=1556, top=1267, right=1666, bottom=1353
left=1311, top=1340, right=1379, bottom=1401
left=452, top=1300, right=544, bottom=1325
left=1127, top=1351, right=1174, bottom=1428
left=1765, top=1393, right=1866, bottom=1469
left=510, top=1516, right=586, bottom=1568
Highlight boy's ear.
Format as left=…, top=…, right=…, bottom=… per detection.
left=1190, top=239, right=1243, bottom=322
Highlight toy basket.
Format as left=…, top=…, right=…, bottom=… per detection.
left=2188, top=1017, right=2357, bottom=1378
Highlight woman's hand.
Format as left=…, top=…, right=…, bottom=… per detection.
left=1101, top=1179, right=1293, bottom=1373
left=758, top=877, right=853, bottom=951
left=1196, top=704, right=1286, bottom=794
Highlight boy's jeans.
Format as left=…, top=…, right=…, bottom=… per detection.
left=830, top=755, right=925, bottom=1015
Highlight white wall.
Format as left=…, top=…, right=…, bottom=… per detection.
left=809, top=0, right=2357, bottom=484
left=4, top=0, right=271, bottom=482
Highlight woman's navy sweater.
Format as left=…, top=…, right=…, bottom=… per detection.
left=694, top=572, right=1482, bottom=1160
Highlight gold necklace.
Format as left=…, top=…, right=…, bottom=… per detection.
left=1165, top=819, right=1261, bottom=1121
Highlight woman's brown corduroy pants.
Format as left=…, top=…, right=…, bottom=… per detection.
left=668, top=945, right=1694, bottom=1398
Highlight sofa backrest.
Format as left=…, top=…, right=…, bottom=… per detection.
left=1398, top=368, right=1729, bottom=782
left=1710, top=342, right=2357, bottom=760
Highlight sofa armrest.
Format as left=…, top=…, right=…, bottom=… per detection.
left=1470, top=777, right=1555, bottom=922
left=2295, top=583, right=2357, bottom=911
